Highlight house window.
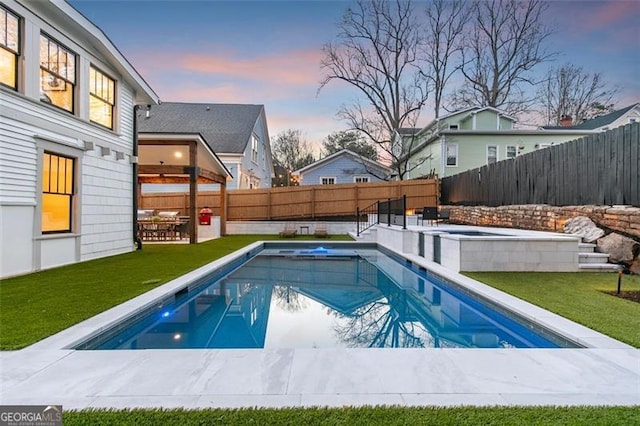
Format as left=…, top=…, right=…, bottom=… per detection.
left=0, top=5, right=19, bottom=89
left=506, top=145, right=517, bottom=159
left=449, top=124, right=459, bottom=130
left=320, top=177, right=336, bottom=185
left=40, top=34, right=76, bottom=113
left=487, top=145, right=498, bottom=164
left=354, top=176, right=369, bottom=183
left=89, top=66, right=115, bottom=129
left=446, top=143, right=458, bottom=167
left=42, top=152, right=75, bottom=233
left=630, top=118, right=637, bottom=124
left=251, top=134, right=259, bottom=163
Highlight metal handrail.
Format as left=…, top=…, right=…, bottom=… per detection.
left=357, top=195, right=406, bottom=236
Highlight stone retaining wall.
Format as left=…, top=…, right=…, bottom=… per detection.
left=444, top=205, right=640, bottom=240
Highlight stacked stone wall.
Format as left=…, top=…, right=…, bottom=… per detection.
left=444, top=205, right=640, bottom=240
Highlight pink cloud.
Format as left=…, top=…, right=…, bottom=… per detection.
left=181, top=49, right=324, bottom=87
left=581, top=1, right=637, bottom=32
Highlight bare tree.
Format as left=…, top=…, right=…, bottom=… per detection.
left=451, top=0, right=554, bottom=116
left=271, top=129, right=315, bottom=173
left=538, top=63, right=619, bottom=126
left=319, top=0, right=429, bottom=180
left=422, top=0, right=468, bottom=118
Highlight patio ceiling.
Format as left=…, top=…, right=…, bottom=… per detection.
left=138, top=133, right=231, bottom=184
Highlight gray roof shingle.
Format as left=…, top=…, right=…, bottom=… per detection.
left=542, top=103, right=638, bottom=130
left=137, top=102, right=264, bottom=154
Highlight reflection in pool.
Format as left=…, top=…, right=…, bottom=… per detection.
left=77, top=248, right=575, bottom=350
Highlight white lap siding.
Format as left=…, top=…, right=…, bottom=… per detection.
left=0, top=86, right=136, bottom=277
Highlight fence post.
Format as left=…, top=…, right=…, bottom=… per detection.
left=402, top=194, right=407, bottom=230
left=357, top=207, right=360, bottom=236
left=376, top=201, right=380, bottom=224
left=387, top=198, right=391, bottom=227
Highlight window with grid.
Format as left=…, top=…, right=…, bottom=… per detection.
left=487, top=145, right=498, bottom=164
left=42, top=152, right=75, bottom=233
left=251, top=134, right=259, bottom=163
left=506, top=145, right=517, bottom=159
left=354, top=176, right=369, bottom=183
left=90, top=66, right=115, bottom=129
left=40, top=34, right=76, bottom=112
left=320, top=177, right=336, bottom=185
left=0, top=5, right=19, bottom=89
left=446, top=143, right=458, bottom=166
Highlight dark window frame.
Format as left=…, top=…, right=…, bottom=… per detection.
left=42, top=151, right=75, bottom=234
left=0, top=4, right=20, bottom=90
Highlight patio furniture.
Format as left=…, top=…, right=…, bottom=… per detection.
left=419, top=207, right=450, bottom=226
left=314, top=223, right=329, bottom=238
left=279, top=223, right=297, bottom=238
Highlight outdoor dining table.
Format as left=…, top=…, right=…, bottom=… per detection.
left=138, top=220, right=188, bottom=241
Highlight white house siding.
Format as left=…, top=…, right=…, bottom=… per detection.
left=1, top=82, right=138, bottom=277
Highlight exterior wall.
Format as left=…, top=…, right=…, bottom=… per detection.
left=409, top=132, right=592, bottom=179
left=406, top=140, right=442, bottom=180
left=299, top=155, right=388, bottom=185
left=237, top=112, right=272, bottom=189
left=0, top=1, right=141, bottom=277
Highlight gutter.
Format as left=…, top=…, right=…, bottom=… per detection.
left=132, top=105, right=142, bottom=250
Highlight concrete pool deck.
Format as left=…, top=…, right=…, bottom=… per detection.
left=1, top=240, right=638, bottom=409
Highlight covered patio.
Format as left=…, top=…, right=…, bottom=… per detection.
left=137, top=133, right=231, bottom=243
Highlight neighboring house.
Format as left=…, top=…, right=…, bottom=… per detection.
left=541, top=103, right=640, bottom=131
left=401, top=106, right=597, bottom=179
left=293, top=149, right=392, bottom=185
left=0, top=0, right=159, bottom=278
left=137, top=102, right=274, bottom=191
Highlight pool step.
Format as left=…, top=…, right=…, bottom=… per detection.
left=579, top=252, right=611, bottom=264
left=579, top=243, right=597, bottom=253
left=578, top=263, right=621, bottom=272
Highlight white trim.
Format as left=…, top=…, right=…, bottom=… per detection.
left=487, top=145, right=498, bottom=164
left=445, top=142, right=458, bottom=167
left=320, top=176, right=336, bottom=185
left=353, top=175, right=370, bottom=183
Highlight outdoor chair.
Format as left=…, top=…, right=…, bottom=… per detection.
left=314, top=223, right=329, bottom=238
left=418, top=207, right=450, bottom=226
left=419, top=207, right=439, bottom=226
left=279, top=223, right=297, bottom=238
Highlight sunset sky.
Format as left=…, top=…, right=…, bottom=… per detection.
left=70, top=0, right=640, bottom=149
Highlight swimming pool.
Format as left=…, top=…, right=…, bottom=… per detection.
left=75, top=243, right=579, bottom=350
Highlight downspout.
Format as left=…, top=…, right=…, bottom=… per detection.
left=132, top=105, right=142, bottom=250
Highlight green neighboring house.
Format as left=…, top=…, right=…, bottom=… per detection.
left=399, top=106, right=598, bottom=179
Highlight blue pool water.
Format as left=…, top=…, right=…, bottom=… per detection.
left=76, top=245, right=578, bottom=350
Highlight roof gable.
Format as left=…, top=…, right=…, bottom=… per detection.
left=293, top=149, right=391, bottom=176
left=137, top=102, right=264, bottom=154
left=569, top=103, right=640, bottom=130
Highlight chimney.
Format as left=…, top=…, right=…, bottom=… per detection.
left=559, top=115, right=573, bottom=127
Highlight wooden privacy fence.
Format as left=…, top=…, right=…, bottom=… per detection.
left=140, top=179, right=438, bottom=220
left=442, top=123, right=639, bottom=207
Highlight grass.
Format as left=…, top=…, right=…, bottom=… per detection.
left=0, top=234, right=352, bottom=350
left=63, top=406, right=640, bottom=425
left=465, top=271, right=640, bottom=347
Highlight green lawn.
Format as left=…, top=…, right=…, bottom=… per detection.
left=465, top=271, right=640, bottom=348
left=0, top=234, right=352, bottom=350
left=63, top=406, right=640, bottom=425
